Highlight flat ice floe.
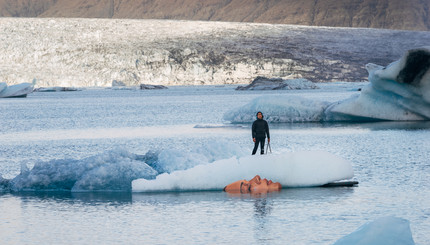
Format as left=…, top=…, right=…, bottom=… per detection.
left=132, top=151, right=354, bottom=192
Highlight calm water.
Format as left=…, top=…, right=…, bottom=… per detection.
left=1, top=84, right=429, bottom=244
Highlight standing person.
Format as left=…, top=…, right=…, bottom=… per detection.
left=252, top=111, right=270, bottom=155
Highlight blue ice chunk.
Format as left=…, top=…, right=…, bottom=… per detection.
left=333, top=216, right=415, bottom=245
left=10, top=148, right=157, bottom=192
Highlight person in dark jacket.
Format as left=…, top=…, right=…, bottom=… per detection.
left=252, top=111, right=270, bottom=155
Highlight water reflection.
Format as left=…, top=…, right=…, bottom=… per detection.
left=3, top=191, right=133, bottom=205
left=132, top=190, right=226, bottom=205
left=254, top=198, right=272, bottom=218
left=2, top=185, right=356, bottom=207
left=252, top=197, right=275, bottom=242
left=224, top=187, right=355, bottom=202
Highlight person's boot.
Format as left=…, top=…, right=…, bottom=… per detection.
left=261, top=150, right=264, bottom=155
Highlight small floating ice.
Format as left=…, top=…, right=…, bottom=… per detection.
left=35, top=86, right=81, bottom=92
left=0, top=82, right=34, bottom=98
left=333, top=216, right=415, bottom=245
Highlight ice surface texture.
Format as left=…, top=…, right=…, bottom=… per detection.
left=226, top=47, right=430, bottom=122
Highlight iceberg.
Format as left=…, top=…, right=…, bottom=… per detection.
left=0, top=82, right=34, bottom=98
left=333, top=216, right=415, bottom=245
left=34, top=86, right=81, bottom=92
left=0, top=176, right=10, bottom=192
left=325, top=47, right=430, bottom=121
left=6, top=148, right=157, bottom=192
left=140, top=84, right=168, bottom=90
left=1, top=141, right=354, bottom=193
left=132, top=151, right=354, bottom=192
left=235, top=76, right=319, bottom=90
left=1, top=140, right=247, bottom=192
left=225, top=47, right=430, bottom=123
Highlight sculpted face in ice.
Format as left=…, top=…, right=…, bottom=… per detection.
left=223, top=175, right=282, bottom=194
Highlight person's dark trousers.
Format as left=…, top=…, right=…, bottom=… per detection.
left=252, top=137, right=265, bottom=155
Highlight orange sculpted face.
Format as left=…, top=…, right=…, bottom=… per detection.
left=224, top=175, right=282, bottom=194
left=223, top=180, right=251, bottom=193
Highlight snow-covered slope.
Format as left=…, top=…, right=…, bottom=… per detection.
left=1, top=18, right=429, bottom=87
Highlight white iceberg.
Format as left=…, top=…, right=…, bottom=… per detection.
left=226, top=47, right=430, bottom=122
left=0, top=82, right=34, bottom=98
left=333, top=216, right=415, bottom=245
left=132, top=151, right=354, bottom=192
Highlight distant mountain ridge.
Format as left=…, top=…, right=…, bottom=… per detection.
left=0, top=0, right=429, bottom=31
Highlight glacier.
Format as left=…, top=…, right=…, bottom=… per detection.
left=1, top=18, right=430, bottom=87
left=226, top=47, right=430, bottom=123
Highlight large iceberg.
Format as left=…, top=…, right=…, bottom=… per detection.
left=225, top=47, right=430, bottom=123
left=326, top=47, right=430, bottom=121
left=132, top=151, right=354, bottom=192
left=333, top=216, right=415, bottom=245
left=1, top=141, right=354, bottom=193
left=0, top=82, right=34, bottom=98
